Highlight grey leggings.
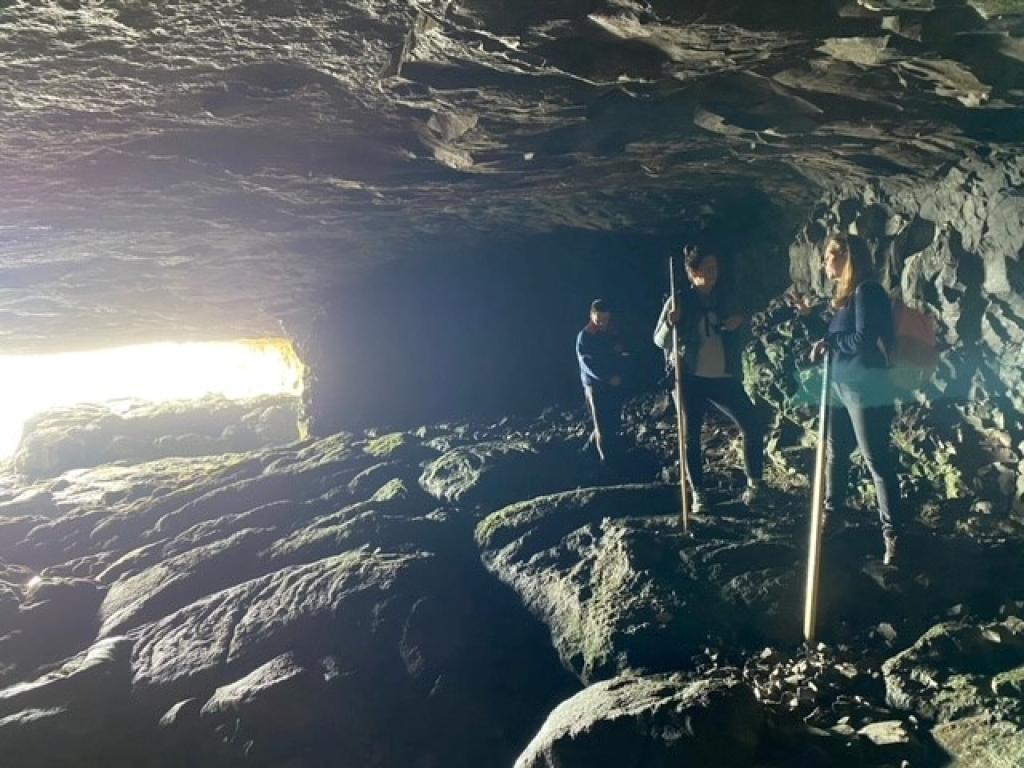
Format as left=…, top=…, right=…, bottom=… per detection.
left=826, top=382, right=901, bottom=536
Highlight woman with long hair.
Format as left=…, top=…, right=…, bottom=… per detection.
left=811, top=233, right=901, bottom=565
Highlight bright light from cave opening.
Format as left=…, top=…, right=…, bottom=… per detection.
left=0, top=339, right=303, bottom=459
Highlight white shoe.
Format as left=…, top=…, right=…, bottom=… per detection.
left=741, top=480, right=763, bottom=506
left=691, top=490, right=708, bottom=515
left=883, top=534, right=898, bottom=566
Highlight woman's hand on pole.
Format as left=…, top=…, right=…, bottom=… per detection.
left=787, top=291, right=817, bottom=317
left=809, top=339, right=829, bottom=363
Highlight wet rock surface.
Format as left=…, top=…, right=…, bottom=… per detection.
left=476, top=482, right=809, bottom=682
left=0, top=636, right=135, bottom=768
left=13, top=395, right=300, bottom=480
left=0, top=397, right=1020, bottom=766
left=0, top=418, right=591, bottom=767
left=882, top=615, right=1024, bottom=766
left=515, top=673, right=761, bottom=768
left=0, top=0, right=1021, bottom=764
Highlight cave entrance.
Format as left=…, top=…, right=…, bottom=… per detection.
left=0, top=339, right=304, bottom=460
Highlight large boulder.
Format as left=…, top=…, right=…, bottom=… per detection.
left=884, top=617, right=1024, bottom=768
left=0, top=637, right=135, bottom=768
left=130, top=550, right=447, bottom=703
left=99, top=527, right=278, bottom=637
left=931, top=713, right=1024, bottom=768
left=3, top=577, right=104, bottom=677
left=515, top=673, right=761, bottom=768
left=420, top=439, right=587, bottom=508
left=130, top=548, right=573, bottom=767
left=882, top=616, right=1024, bottom=722
left=477, top=484, right=810, bottom=683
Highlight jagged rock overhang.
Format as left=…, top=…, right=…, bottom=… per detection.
left=0, top=0, right=1021, bottom=354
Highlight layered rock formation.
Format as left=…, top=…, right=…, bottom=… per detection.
left=1, top=417, right=587, bottom=767
left=0, top=398, right=1022, bottom=766
left=1, top=0, right=1022, bottom=424
left=0, top=0, right=1023, bottom=766
left=772, top=153, right=1024, bottom=525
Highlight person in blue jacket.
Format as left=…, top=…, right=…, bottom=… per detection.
left=576, top=299, right=629, bottom=464
left=810, top=233, right=901, bottom=565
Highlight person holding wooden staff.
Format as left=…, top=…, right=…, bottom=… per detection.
left=809, top=233, right=901, bottom=566
left=653, top=245, right=765, bottom=514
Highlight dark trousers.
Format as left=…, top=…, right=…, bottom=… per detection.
left=826, top=382, right=900, bottom=537
left=584, top=384, right=623, bottom=461
left=675, top=375, right=764, bottom=491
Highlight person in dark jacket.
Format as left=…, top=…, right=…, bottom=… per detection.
left=654, top=246, right=765, bottom=513
left=810, top=233, right=901, bottom=565
left=577, top=299, right=629, bottom=463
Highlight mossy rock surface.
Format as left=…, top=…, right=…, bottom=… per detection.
left=883, top=616, right=1024, bottom=722
left=969, top=0, right=1024, bottom=17
left=515, top=673, right=761, bottom=768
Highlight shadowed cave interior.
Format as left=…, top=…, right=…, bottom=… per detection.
left=1, top=1, right=1024, bottom=767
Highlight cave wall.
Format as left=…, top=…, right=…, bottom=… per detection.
left=294, top=231, right=673, bottom=437
left=292, top=154, right=1024, bottom=521
left=294, top=190, right=797, bottom=436
left=788, top=149, right=1024, bottom=513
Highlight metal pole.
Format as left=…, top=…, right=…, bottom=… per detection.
left=670, top=254, right=691, bottom=532
left=803, top=350, right=832, bottom=644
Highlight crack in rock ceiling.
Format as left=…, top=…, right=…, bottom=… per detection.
left=0, top=0, right=1021, bottom=350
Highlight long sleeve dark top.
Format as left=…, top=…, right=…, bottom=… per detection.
left=576, top=324, right=626, bottom=388
left=827, top=280, right=893, bottom=385
left=653, top=286, right=743, bottom=378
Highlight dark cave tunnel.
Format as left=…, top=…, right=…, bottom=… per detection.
left=297, top=190, right=797, bottom=435
left=3, top=1, right=1024, bottom=766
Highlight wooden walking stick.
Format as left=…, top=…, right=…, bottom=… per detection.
left=669, top=253, right=691, bottom=532
left=803, top=349, right=832, bottom=644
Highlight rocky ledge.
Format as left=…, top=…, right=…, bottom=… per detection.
left=0, top=395, right=1021, bottom=767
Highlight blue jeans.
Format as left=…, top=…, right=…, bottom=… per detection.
left=826, top=382, right=900, bottom=537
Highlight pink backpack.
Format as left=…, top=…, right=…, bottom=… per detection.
left=883, top=298, right=939, bottom=390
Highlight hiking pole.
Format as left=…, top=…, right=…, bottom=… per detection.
left=670, top=253, right=691, bottom=532
left=803, top=349, right=832, bottom=644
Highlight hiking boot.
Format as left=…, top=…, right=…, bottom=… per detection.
left=820, top=502, right=832, bottom=531
left=883, top=533, right=898, bottom=566
left=821, top=499, right=846, bottom=532
left=741, top=480, right=764, bottom=506
left=691, top=489, right=708, bottom=516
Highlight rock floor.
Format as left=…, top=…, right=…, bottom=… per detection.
left=0, top=400, right=1021, bottom=767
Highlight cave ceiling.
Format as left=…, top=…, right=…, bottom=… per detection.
left=0, top=0, right=1022, bottom=351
